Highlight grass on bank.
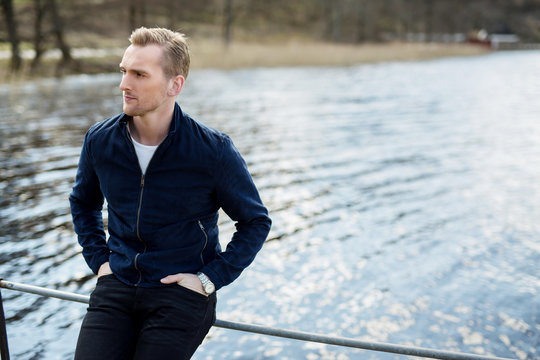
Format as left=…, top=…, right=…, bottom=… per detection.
left=191, top=39, right=490, bottom=69
left=0, top=39, right=490, bottom=83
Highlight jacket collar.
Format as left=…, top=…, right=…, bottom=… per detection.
left=117, top=102, right=183, bottom=136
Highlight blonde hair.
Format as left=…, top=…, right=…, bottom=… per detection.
left=129, top=27, right=190, bottom=79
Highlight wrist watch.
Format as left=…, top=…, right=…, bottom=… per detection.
left=197, top=272, right=215, bottom=295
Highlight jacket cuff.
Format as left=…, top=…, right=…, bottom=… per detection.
left=89, top=251, right=111, bottom=275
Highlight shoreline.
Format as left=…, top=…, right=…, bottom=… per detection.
left=190, top=40, right=491, bottom=69
left=0, top=40, right=491, bottom=83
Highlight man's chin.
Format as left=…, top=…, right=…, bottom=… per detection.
left=123, top=104, right=149, bottom=117
left=122, top=106, right=135, bottom=116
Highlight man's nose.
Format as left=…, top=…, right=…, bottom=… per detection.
left=119, top=75, right=130, bottom=91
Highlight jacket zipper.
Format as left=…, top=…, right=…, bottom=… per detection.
left=134, top=174, right=146, bottom=286
left=125, top=122, right=167, bottom=286
left=198, top=220, right=208, bottom=265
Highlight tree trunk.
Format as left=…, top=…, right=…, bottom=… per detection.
left=128, top=0, right=146, bottom=31
left=356, top=0, right=367, bottom=42
left=332, top=0, right=343, bottom=42
left=223, top=0, right=234, bottom=47
left=424, top=0, right=434, bottom=42
left=358, top=0, right=377, bottom=42
left=140, top=0, right=146, bottom=27
left=1, top=0, right=22, bottom=71
left=46, top=0, right=72, bottom=64
left=129, top=0, right=136, bottom=32
left=168, top=0, right=177, bottom=30
left=31, top=0, right=46, bottom=70
left=321, top=0, right=343, bottom=42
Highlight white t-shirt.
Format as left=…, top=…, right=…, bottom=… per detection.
left=131, top=137, right=158, bottom=175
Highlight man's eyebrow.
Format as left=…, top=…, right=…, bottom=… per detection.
left=119, top=65, right=148, bottom=74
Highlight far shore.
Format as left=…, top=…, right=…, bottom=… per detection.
left=1, top=40, right=491, bottom=83
left=190, top=39, right=491, bottom=69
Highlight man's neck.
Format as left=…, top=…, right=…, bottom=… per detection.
left=130, top=103, right=175, bottom=146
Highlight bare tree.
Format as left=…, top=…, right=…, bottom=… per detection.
left=129, top=0, right=136, bottom=31
left=1, top=0, right=22, bottom=71
left=424, top=0, right=434, bottom=42
left=129, top=0, right=147, bottom=31
left=332, top=0, right=344, bottom=42
left=357, top=0, right=378, bottom=42
left=140, top=0, right=147, bottom=27
left=223, top=0, right=234, bottom=47
left=31, top=0, right=46, bottom=70
left=320, top=0, right=345, bottom=42
left=46, top=0, right=72, bottom=65
left=167, top=0, right=178, bottom=30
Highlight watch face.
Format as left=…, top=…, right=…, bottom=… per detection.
left=206, top=283, right=215, bottom=294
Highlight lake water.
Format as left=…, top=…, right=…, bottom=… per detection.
left=0, top=50, right=539, bottom=360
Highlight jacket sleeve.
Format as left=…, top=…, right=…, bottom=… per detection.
left=200, top=135, right=271, bottom=290
left=69, top=130, right=109, bottom=274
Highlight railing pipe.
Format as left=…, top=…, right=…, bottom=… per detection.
left=0, top=279, right=516, bottom=360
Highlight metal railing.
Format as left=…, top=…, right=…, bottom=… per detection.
left=0, top=279, right=516, bottom=360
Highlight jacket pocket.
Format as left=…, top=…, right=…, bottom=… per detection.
left=198, top=220, right=209, bottom=265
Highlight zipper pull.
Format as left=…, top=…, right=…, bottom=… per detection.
left=140, top=175, right=145, bottom=187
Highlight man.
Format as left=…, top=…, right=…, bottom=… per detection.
left=70, top=27, right=271, bottom=359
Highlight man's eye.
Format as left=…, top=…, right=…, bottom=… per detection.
left=136, top=73, right=144, bottom=78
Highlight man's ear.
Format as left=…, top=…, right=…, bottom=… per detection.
left=168, top=75, right=185, bottom=97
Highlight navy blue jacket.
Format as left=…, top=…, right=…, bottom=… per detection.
left=69, top=103, right=271, bottom=290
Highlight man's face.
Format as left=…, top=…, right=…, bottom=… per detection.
left=119, top=44, right=171, bottom=117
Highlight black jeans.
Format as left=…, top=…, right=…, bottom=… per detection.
left=75, top=274, right=216, bottom=360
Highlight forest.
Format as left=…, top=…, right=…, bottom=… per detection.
left=2, top=0, right=540, bottom=73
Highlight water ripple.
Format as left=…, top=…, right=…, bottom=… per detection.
left=1, top=51, right=539, bottom=359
